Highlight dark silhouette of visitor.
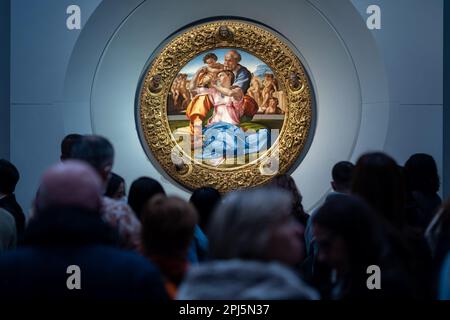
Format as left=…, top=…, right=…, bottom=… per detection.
left=60, top=133, right=83, bottom=161
left=303, top=161, right=355, bottom=299
left=190, top=187, right=221, bottom=231
left=404, top=153, right=442, bottom=231
left=331, top=161, right=355, bottom=194
left=305, top=160, right=355, bottom=255
left=140, top=195, right=198, bottom=299
left=71, top=135, right=141, bottom=250
left=352, top=152, right=432, bottom=299
left=0, top=159, right=25, bottom=237
left=0, top=161, right=168, bottom=300
left=352, top=152, right=406, bottom=229
left=188, top=187, right=221, bottom=263
left=105, top=172, right=126, bottom=201
left=128, top=177, right=165, bottom=221
left=269, top=174, right=309, bottom=226
left=312, top=194, right=413, bottom=300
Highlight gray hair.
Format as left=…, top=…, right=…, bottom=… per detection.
left=207, top=188, right=292, bottom=261
left=71, top=135, right=114, bottom=173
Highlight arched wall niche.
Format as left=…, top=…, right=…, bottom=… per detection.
left=63, top=0, right=390, bottom=210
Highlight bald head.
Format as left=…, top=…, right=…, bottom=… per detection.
left=35, top=161, right=103, bottom=214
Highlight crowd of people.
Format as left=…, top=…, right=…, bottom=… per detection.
left=0, top=133, right=450, bottom=300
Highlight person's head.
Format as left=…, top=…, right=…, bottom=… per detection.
left=269, top=174, right=306, bottom=225
left=224, top=50, right=241, bottom=71
left=60, top=134, right=83, bottom=161
left=313, top=194, right=383, bottom=276
left=203, top=53, right=218, bottom=66
left=28, top=161, right=116, bottom=247
left=404, top=153, right=440, bottom=195
left=218, top=26, right=231, bottom=39
left=268, top=97, right=278, bottom=109
left=105, top=172, right=126, bottom=200
left=251, top=75, right=259, bottom=85
left=34, top=160, right=103, bottom=215
left=141, top=195, right=198, bottom=258
left=151, top=74, right=161, bottom=85
left=264, top=73, right=274, bottom=81
left=190, top=187, right=221, bottom=230
left=352, top=152, right=405, bottom=229
left=0, top=159, right=19, bottom=195
left=128, top=177, right=165, bottom=220
left=70, top=135, right=114, bottom=184
left=331, top=161, right=355, bottom=193
left=217, top=70, right=235, bottom=88
left=207, top=188, right=304, bottom=266
left=289, top=72, right=299, bottom=82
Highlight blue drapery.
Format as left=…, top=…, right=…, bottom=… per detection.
left=196, top=121, right=269, bottom=160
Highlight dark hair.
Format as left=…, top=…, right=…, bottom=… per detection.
left=60, top=134, right=83, bottom=160
left=141, top=195, right=198, bottom=257
left=0, top=159, right=20, bottom=194
left=70, top=135, right=114, bottom=173
left=269, top=174, right=308, bottom=226
left=352, top=152, right=406, bottom=229
left=332, top=161, right=355, bottom=191
left=203, top=53, right=218, bottom=63
left=105, top=172, right=125, bottom=198
left=313, top=194, right=383, bottom=271
left=128, top=177, right=165, bottom=220
left=190, top=187, right=221, bottom=230
left=404, top=153, right=440, bottom=194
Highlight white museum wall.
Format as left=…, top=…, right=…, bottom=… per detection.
left=351, top=0, right=444, bottom=191
left=9, top=0, right=444, bottom=214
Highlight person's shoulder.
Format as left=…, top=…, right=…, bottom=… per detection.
left=238, top=64, right=251, bottom=74
left=93, top=245, right=168, bottom=298
left=0, top=208, right=15, bottom=227
left=0, top=209, right=16, bottom=246
left=0, top=194, right=23, bottom=212
left=93, top=245, right=152, bottom=266
left=0, top=246, right=42, bottom=266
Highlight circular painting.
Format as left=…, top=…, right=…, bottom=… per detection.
left=137, top=20, right=314, bottom=192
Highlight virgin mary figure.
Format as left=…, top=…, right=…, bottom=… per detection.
left=186, top=68, right=268, bottom=166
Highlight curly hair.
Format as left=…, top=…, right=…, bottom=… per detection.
left=203, top=53, right=218, bottom=63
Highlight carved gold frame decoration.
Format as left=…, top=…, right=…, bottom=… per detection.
left=137, top=20, right=314, bottom=193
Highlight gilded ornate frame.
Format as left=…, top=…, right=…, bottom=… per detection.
left=137, top=20, right=314, bottom=193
